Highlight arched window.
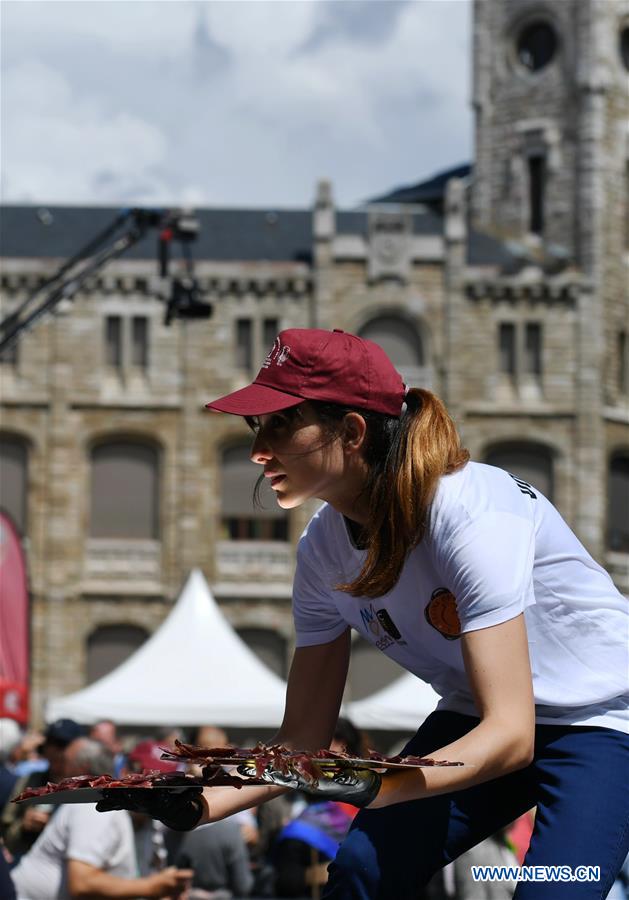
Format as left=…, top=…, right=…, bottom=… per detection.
left=86, top=623, right=148, bottom=684
left=358, top=315, right=424, bottom=368
left=0, top=435, right=28, bottom=535
left=90, top=441, right=159, bottom=538
left=236, top=627, right=287, bottom=679
left=221, top=444, right=288, bottom=541
left=346, top=635, right=403, bottom=702
left=607, top=455, right=629, bottom=552
left=484, top=442, right=554, bottom=501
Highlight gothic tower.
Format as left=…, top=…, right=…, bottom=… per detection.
left=471, top=0, right=629, bottom=563
left=471, top=0, right=629, bottom=272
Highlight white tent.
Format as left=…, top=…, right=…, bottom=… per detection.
left=347, top=672, right=441, bottom=731
left=46, top=569, right=288, bottom=728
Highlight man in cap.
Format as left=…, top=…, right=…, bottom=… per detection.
left=11, top=737, right=193, bottom=899
left=1, top=719, right=85, bottom=859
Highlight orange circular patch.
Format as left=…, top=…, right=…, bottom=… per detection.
left=425, top=588, right=461, bottom=640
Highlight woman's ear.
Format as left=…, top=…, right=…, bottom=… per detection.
left=342, top=412, right=367, bottom=454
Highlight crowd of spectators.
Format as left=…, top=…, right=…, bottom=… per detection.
left=3, top=714, right=623, bottom=900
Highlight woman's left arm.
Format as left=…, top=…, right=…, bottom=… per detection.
left=369, top=613, right=535, bottom=809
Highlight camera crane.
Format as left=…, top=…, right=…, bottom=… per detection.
left=0, top=207, right=212, bottom=355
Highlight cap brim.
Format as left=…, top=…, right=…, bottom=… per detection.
left=205, top=383, right=304, bottom=416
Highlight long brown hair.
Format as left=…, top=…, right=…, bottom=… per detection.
left=325, top=389, right=469, bottom=598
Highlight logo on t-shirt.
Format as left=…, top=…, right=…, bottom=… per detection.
left=509, top=473, right=537, bottom=499
left=360, top=604, right=406, bottom=650
left=425, top=588, right=461, bottom=640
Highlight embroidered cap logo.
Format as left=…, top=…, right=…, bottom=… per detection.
left=262, top=338, right=291, bottom=369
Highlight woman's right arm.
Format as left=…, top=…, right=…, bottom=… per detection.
left=198, top=627, right=351, bottom=824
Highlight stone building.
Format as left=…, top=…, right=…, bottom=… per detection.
left=1, top=0, right=628, bottom=724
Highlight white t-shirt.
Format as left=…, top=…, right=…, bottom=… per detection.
left=293, top=462, right=629, bottom=733
left=11, top=804, right=136, bottom=899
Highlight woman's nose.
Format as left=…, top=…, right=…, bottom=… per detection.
left=250, top=432, right=272, bottom=464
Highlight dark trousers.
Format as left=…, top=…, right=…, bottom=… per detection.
left=323, top=711, right=629, bottom=900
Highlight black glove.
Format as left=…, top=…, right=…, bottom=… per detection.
left=237, top=763, right=381, bottom=809
left=95, top=787, right=204, bottom=831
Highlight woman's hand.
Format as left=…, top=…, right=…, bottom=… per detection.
left=237, top=761, right=382, bottom=808
left=95, top=786, right=204, bottom=831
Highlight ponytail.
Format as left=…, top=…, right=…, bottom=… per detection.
left=338, top=389, right=469, bottom=598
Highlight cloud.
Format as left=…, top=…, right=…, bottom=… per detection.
left=297, top=0, right=412, bottom=54
left=191, top=6, right=232, bottom=80
left=1, top=59, right=183, bottom=204
left=1, top=0, right=472, bottom=208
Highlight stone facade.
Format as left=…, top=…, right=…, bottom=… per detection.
left=1, top=0, right=628, bottom=724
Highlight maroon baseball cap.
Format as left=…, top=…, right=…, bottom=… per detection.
left=206, top=328, right=405, bottom=417
left=127, top=740, right=179, bottom=773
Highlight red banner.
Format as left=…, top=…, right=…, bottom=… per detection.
left=0, top=511, right=30, bottom=724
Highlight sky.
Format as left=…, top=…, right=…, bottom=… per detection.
left=1, top=0, right=472, bottom=210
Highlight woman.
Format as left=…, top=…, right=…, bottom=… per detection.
left=99, top=328, right=629, bottom=899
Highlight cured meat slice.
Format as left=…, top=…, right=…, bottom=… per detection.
left=13, top=772, right=206, bottom=803
left=162, top=740, right=464, bottom=771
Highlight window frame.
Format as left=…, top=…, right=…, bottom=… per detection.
left=89, top=439, right=161, bottom=540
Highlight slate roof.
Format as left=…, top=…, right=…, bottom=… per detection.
left=0, top=204, right=451, bottom=265
left=0, top=206, right=314, bottom=264
left=0, top=198, right=516, bottom=269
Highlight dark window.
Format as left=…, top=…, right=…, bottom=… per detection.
left=607, top=456, right=629, bottom=552
left=485, top=443, right=554, bottom=501
left=131, top=317, right=148, bottom=370
left=236, top=319, right=253, bottom=371
left=528, top=155, right=546, bottom=235
left=525, top=323, right=543, bottom=376
left=358, top=315, right=423, bottom=367
left=499, top=323, right=516, bottom=376
left=517, top=21, right=558, bottom=71
left=105, top=316, right=122, bottom=369
left=87, top=624, right=148, bottom=684
left=236, top=627, right=287, bottom=678
left=0, top=436, right=27, bottom=534
left=221, top=444, right=287, bottom=541
left=91, top=442, right=159, bottom=538
left=620, top=26, right=629, bottom=71
left=619, top=331, right=628, bottom=395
